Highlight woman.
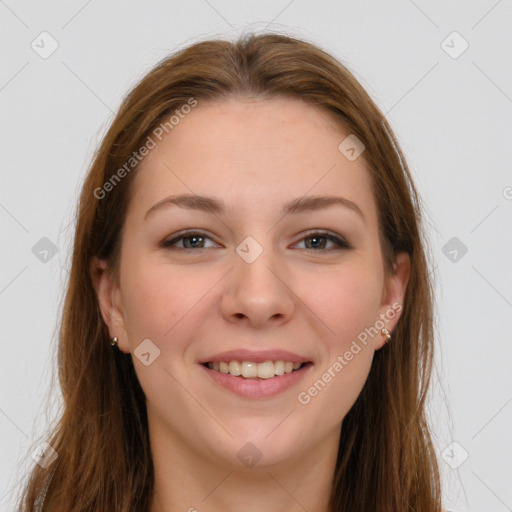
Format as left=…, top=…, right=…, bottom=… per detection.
left=18, top=33, right=443, bottom=511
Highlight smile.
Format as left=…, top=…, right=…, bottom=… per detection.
left=200, top=361, right=313, bottom=399
left=204, top=360, right=304, bottom=379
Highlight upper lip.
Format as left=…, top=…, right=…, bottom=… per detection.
left=198, top=349, right=311, bottom=364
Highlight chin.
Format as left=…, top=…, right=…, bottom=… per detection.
left=223, top=423, right=306, bottom=469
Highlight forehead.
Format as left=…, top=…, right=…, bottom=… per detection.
left=128, top=96, right=377, bottom=226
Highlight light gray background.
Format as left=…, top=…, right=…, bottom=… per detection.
left=1, top=1, right=511, bottom=511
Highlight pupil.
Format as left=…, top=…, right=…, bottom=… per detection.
left=308, top=236, right=324, bottom=249
left=187, top=236, right=203, bottom=248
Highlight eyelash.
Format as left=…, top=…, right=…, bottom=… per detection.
left=161, top=230, right=351, bottom=252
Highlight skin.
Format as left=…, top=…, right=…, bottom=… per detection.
left=92, top=96, right=410, bottom=512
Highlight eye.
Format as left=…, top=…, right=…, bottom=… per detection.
left=293, top=230, right=351, bottom=252
left=161, top=231, right=218, bottom=250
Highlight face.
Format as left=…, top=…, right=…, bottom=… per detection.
left=94, top=96, right=409, bottom=469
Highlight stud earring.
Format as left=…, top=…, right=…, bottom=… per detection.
left=110, top=336, right=118, bottom=347
left=381, top=328, right=391, bottom=343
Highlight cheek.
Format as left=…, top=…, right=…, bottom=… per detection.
left=294, top=262, right=382, bottom=411
left=300, top=261, right=383, bottom=344
left=119, top=257, right=227, bottom=359
left=295, top=267, right=380, bottom=427
left=119, top=258, right=194, bottom=344
left=296, top=343, right=374, bottom=435
left=119, top=262, right=203, bottom=403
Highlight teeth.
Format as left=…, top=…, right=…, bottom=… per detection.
left=242, top=361, right=258, bottom=378
left=274, top=361, right=285, bottom=375
left=256, top=361, right=274, bottom=379
left=207, top=360, right=304, bottom=378
left=228, top=361, right=241, bottom=376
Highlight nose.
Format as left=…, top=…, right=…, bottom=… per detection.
left=220, top=242, right=295, bottom=329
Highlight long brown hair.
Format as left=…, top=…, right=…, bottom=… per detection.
left=16, top=32, right=442, bottom=511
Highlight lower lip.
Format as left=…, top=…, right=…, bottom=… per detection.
left=199, top=363, right=313, bottom=399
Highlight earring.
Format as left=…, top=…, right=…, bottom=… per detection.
left=381, top=328, right=391, bottom=343
left=110, top=336, right=118, bottom=347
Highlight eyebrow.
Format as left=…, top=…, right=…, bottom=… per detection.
left=144, top=193, right=365, bottom=222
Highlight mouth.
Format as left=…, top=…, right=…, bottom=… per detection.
left=199, top=359, right=313, bottom=399
left=201, top=360, right=311, bottom=379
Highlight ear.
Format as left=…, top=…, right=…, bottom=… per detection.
left=375, top=251, right=411, bottom=350
left=90, top=257, right=130, bottom=354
